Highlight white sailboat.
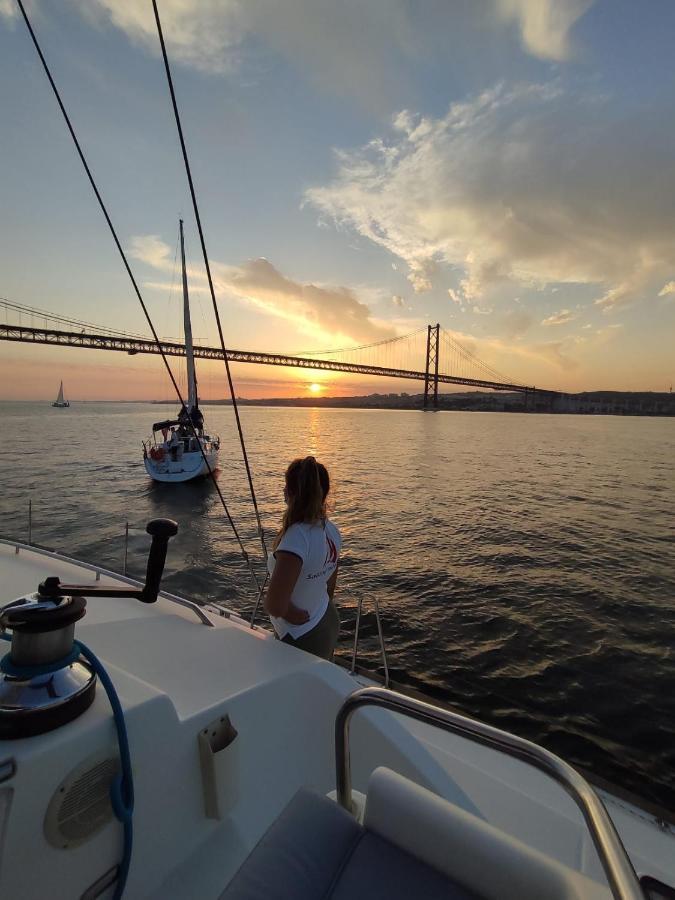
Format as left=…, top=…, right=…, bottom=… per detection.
left=143, top=220, right=220, bottom=483
left=51, top=380, right=69, bottom=408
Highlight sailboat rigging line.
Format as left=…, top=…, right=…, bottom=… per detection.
left=15, top=0, right=262, bottom=594
left=151, top=0, right=268, bottom=560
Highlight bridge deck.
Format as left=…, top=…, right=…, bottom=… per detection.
left=0, top=323, right=550, bottom=395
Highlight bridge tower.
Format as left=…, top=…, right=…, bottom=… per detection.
left=423, top=323, right=440, bottom=409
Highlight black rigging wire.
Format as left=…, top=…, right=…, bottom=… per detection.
left=151, top=0, right=268, bottom=560
left=14, top=0, right=262, bottom=593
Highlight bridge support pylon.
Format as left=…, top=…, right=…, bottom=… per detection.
left=424, top=323, right=440, bottom=409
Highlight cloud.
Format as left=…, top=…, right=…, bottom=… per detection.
left=35, top=1, right=594, bottom=109
left=307, top=80, right=675, bottom=312
left=499, top=309, right=533, bottom=339
left=658, top=281, right=675, bottom=298
left=130, top=234, right=173, bottom=271
left=69, top=0, right=243, bottom=75
left=593, top=323, right=624, bottom=344
left=0, top=0, right=17, bottom=21
left=541, top=308, right=577, bottom=326
left=131, top=235, right=394, bottom=344
left=391, top=295, right=405, bottom=308
left=60, top=0, right=430, bottom=107
left=447, top=288, right=462, bottom=305
left=447, top=328, right=579, bottom=382
left=223, top=258, right=396, bottom=343
left=531, top=340, right=578, bottom=371
left=494, top=0, right=593, bottom=61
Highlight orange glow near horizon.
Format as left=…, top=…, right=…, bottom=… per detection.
left=308, top=382, right=324, bottom=394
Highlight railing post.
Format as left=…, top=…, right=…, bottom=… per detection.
left=373, top=595, right=390, bottom=687
left=123, top=521, right=129, bottom=576
left=249, top=572, right=269, bottom=628
left=28, top=499, right=32, bottom=546
left=350, top=597, right=363, bottom=674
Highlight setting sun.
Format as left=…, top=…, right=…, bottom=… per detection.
left=308, top=383, right=323, bottom=394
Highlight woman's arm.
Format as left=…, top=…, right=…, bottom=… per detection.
left=327, top=563, right=339, bottom=600
left=264, top=551, right=309, bottom=624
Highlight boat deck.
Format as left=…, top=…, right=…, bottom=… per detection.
left=0, top=540, right=673, bottom=898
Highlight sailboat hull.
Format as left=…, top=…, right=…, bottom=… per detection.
left=144, top=447, right=218, bottom=483
left=52, top=401, right=70, bottom=408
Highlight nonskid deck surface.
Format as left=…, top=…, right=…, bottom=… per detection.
left=0, top=540, right=673, bottom=899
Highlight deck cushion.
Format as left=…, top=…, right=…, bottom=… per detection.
left=331, top=830, right=481, bottom=900
left=220, top=788, right=361, bottom=900
left=220, top=786, right=482, bottom=900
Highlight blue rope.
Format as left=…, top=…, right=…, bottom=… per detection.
left=0, top=644, right=82, bottom=678
left=0, top=634, right=133, bottom=898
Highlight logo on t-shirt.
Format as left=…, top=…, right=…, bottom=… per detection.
left=324, top=535, right=338, bottom=566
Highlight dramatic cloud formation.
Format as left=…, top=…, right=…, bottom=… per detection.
left=130, top=235, right=394, bottom=344
left=307, top=81, right=675, bottom=312
left=541, top=308, right=577, bottom=326
left=222, top=258, right=396, bottom=343
left=20, top=0, right=594, bottom=97
left=658, top=281, right=675, bottom=298
left=62, top=0, right=427, bottom=106
left=495, top=0, right=593, bottom=60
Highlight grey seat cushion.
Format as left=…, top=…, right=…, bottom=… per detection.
left=331, top=831, right=481, bottom=900
left=220, top=789, right=361, bottom=900
left=220, top=788, right=482, bottom=900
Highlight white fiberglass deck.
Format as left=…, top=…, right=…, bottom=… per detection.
left=0, top=540, right=672, bottom=898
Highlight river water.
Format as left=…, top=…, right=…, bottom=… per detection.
left=1, top=401, right=673, bottom=810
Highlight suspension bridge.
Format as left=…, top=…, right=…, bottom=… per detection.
left=0, top=299, right=557, bottom=407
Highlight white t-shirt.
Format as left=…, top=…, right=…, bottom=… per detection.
left=267, top=519, right=341, bottom=640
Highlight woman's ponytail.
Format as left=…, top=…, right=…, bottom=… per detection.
left=274, top=456, right=330, bottom=548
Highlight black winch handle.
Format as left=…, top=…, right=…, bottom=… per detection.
left=36, top=519, right=179, bottom=604
left=140, top=519, right=179, bottom=603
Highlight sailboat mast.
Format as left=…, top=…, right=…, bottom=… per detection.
left=180, top=219, right=198, bottom=412
left=57, top=381, right=64, bottom=404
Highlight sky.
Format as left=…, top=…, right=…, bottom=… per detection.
left=1, top=0, right=674, bottom=400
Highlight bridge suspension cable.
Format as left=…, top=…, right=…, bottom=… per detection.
left=439, top=327, right=522, bottom=387
left=0, top=297, right=149, bottom=341
left=294, top=326, right=428, bottom=357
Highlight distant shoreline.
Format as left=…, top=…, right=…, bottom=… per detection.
left=4, top=390, right=674, bottom=415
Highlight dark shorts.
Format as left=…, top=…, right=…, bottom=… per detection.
left=281, top=600, right=340, bottom=661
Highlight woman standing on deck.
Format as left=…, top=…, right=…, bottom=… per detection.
left=265, top=457, right=341, bottom=660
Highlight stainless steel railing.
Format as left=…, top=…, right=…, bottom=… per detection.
left=335, top=686, right=644, bottom=900
left=350, top=595, right=390, bottom=687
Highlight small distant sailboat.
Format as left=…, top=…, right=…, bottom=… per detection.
left=143, top=219, right=220, bottom=483
left=52, top=381, right=70, bottom=407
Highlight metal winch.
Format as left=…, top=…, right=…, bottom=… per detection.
left=0, top=518, right=178, bottom=740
